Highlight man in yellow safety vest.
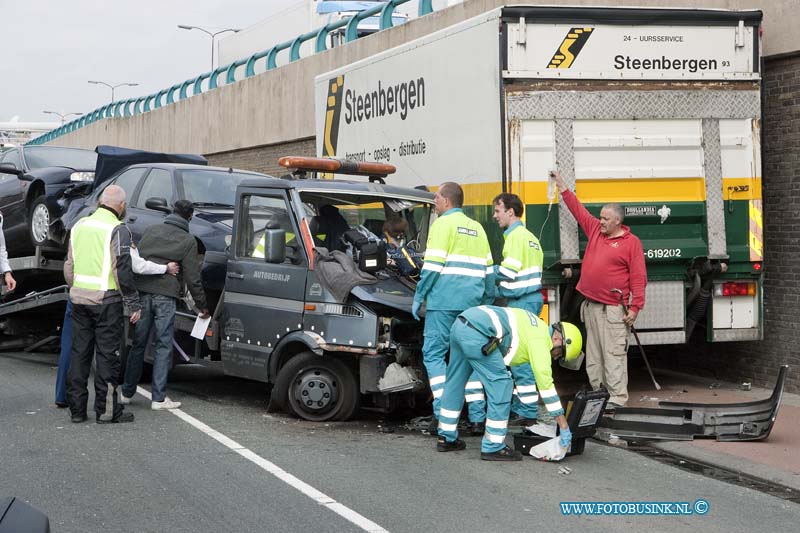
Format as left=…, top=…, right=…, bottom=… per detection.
left=64, top=185, right=142, bottom=424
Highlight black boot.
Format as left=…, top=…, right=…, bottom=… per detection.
left=97, top=412, right=135, bottom=424
left=469, top=421, right=485, bottom=436
left=70, top=412, right=88, bottom=423
left=508, top=413, right=537, bottom=427
left=437, top=437, right=467, bottom=452
left=427, top=417, right=439, bottom=437
left=481, top=445, right=523, bottom=461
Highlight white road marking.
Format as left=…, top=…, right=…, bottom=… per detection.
left=135, top=386, right=389, bottom=533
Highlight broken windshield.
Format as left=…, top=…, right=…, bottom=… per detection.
left=299, top=191, right=433, bottom=252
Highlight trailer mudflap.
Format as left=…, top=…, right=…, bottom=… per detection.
left=596, top=365, right=788, bottom=442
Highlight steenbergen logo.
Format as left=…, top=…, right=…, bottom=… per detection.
left=322, top=75, right=345, bottom=158
left=344, top=77, right=426, bottom=124
left=547, top=27, right=594, bottom=69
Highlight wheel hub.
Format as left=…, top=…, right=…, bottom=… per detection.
left=293, top=370, right=338, bottom=412
left=32, top=204, right=50, bottom=243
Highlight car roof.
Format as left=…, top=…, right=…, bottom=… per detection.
left=106, top=161, right=432, bottom=201
left=238, top=176, right=435, bottom=201
left=122, top=162, right=269, bottom=176
left=22, top=145, right=95, bottom=152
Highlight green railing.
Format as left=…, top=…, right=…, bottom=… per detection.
left=28, top=0, right=434, bottom=145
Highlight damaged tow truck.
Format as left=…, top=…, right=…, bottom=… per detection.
left=196, top=156, right=432, bottom=421
left=1, top=153, right=431, bottom=422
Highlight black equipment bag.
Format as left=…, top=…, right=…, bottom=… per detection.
left=513, top=388, right=610, bottom=457
left=344, top=229, right=386, bottom=273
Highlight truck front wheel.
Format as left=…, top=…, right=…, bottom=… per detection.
left=273, top=352, right=359, bottom=422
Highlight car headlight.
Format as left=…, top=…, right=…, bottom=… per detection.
left=70, top=171, right=95, bottom=182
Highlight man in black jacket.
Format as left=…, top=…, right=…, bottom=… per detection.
left=120, top=200, right=208, bottom=410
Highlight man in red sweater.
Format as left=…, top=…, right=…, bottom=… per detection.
left=553, top=171, right=647, bottom=408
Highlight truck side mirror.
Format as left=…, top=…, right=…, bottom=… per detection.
left=261, top=226, right=286, bottom=264
left=145, top=197, right=170, bottom=213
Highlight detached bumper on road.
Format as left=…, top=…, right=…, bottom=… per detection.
left=597, top=365, right=788, bottom=442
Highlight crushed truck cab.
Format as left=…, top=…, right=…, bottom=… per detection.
left=204, top=156, right=432, bottom=421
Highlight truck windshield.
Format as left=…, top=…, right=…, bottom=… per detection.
left=179, top=169, right=261, bottom=207
left=299, top=191, right=433, bottom=252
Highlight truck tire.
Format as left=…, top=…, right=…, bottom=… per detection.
left=273, top=352, right=359, bottom=422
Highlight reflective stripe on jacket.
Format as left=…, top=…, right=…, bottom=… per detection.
left=496, top=222, right=543, bottom=299
left=416, top=208, right=494, bottom=311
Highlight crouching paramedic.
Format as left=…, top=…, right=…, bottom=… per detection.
left=437, top=306, right=580, bottom=460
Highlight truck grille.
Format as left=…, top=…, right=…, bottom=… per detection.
left=322, top=304, right=363, bottom=318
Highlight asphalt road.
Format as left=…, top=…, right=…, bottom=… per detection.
left=1, top=352, right=798, bottom=532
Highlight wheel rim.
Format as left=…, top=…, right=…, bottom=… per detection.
left=31, top=203, right=50, bottom=243
left=290, top=367, right=339, bottom=419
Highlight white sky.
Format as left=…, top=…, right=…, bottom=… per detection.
left=2, top=0, right=298, bottom=122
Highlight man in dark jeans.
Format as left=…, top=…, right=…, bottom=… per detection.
left=121, top=200, right=209, bottom=410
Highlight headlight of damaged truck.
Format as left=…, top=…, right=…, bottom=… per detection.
left=70, top=171, right=95, bottom=182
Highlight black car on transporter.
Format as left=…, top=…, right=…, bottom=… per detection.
left=0, top=145, right=97, bottom=255
left=56, top=148, right=271, bottom=295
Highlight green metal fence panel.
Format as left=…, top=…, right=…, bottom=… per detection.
left=418, top=0, right=433, bottom=16
left=155, top=89, right=167, bottom=109
left=380, top=3, right=396, bottom=29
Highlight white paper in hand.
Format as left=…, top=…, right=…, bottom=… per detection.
left=190, top=315, right=211, bottom=340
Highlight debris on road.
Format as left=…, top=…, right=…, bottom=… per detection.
left=598, top=366, right=788, bottom=442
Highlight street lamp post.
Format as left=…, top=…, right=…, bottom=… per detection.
left=178, top=25, right=241, bottom=72
left=87, top=80, right=139, bottom=104
left=43, top=111, right=82, bottom=125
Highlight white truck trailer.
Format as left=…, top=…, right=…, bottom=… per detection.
left=315, top=5, right=764, bottom=346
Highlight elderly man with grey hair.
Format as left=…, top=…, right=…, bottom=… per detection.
left=64, top=184, right=142, bottom=424
left=553, top=171, right=647, bottom=410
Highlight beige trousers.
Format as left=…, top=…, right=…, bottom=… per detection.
left=581, top=300, right=630, bottom=406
